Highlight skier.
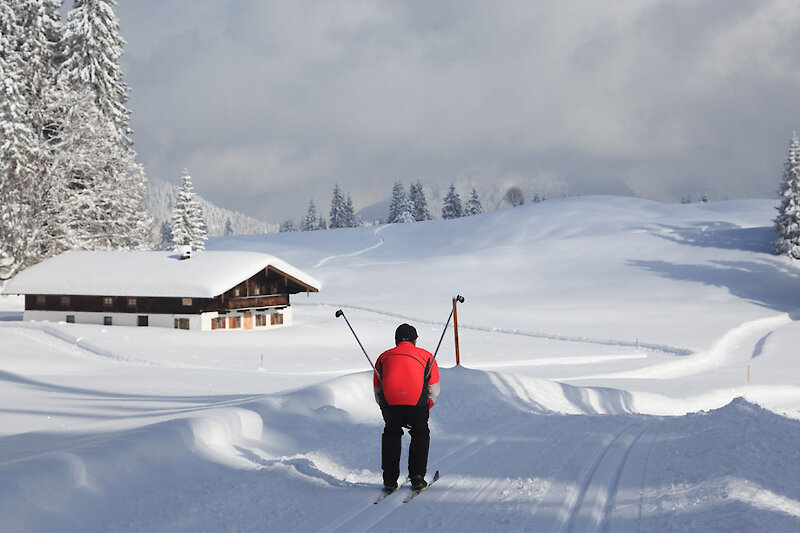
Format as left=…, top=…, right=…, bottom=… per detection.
left=374, top=323, right=440, bottom=493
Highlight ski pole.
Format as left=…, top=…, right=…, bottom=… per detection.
left=335, top=309, right=380, bottom=380
left=427, top=295, right=464, bottom=380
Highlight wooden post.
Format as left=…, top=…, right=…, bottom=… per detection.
left=452, top=297, right=461, bottom=366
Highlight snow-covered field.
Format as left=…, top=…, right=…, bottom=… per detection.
left=2, top=196, right=800, bottom=532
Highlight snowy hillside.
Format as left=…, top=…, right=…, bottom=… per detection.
left=146, top=179, right=277, bottom=236
left=2, top=196, right=800, bottom=532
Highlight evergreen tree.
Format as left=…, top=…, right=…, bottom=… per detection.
left=157, top=220, right=172, bottom=250
left=59, top=0, right=131, bottom=140
left=224, top=217, right=233, bottom=236
left=441, top=183, right=463, bottom=219
left=43, top=85, right=151, bottom=253
left=465, top=187, right=483, bottom=216
left=388, top=181, right=414, bottom=223
left=344, top=194, right=358, bottom=227
left=775, top=132, right=800, bottom=259
left=409, top=181, right=431, bottom=221
left=388, top=181, right=404, bottom=223
left=171, top=169, right=207, bottom=250
left=301, top=199, right=319, bottom=231
left=0, top=0, right=65, bottom=277
left=329, top=183, right=348, bottom=229
left=505, top=186, right=525, bottom=207
left=279, top=219, right=298, bottom=232
left=1, top=0, right=152, bottom=279
left=0, top=56, right=37, bottom=279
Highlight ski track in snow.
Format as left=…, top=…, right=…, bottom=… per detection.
left=304, top=301, right=693, bottom=356
left=313, top=225, right=388, bottom=268
left=318, top=415, right=537, bottom=533
left=0, top=322, right=172, bottom=367
left=541, top=423, right=648, bottom=533
left=581, top=314, right=792, bottom=380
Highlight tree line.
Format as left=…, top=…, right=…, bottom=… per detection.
left=280, top=181, right=493, bottom=232
left=0, top=0, right=151, bottom=280
left=775, top=132, right=800, bottom=258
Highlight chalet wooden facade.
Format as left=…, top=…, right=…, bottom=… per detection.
left=4, top=251, right=320, bottom=331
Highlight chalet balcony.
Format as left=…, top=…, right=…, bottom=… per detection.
left=223, top=294, right=289, bottom=310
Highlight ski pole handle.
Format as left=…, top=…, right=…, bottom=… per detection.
left=335, top=309, right=381, bottom=381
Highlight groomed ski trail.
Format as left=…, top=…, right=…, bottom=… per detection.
left=529, top=422, right=648, bottom=533
left=313, top=226, right=388, bottom=268
left=318, top=415, right=540, bottom=533
left=302, top=302, right=692, bottom=356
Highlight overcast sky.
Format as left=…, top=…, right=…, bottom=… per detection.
left=113, top=0, right=800, bottom=222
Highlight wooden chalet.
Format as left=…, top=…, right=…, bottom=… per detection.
left=2, top=250, right=320, bottom=331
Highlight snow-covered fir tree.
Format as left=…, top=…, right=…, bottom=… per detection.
left=0, top=0, right=60, bottom=279
left=43, top=85, right=152, bottom=253
left=387, top=181, right=404, bottom=222
left=171, top=169, right=207, bottom=251
left=388, top=181, right=414, bottom=223
left=144, top=179, right=275, bottom=237
left=505, top=186, right=525, bottom=207
left=0, top=50, right=36, bottom=278
left=774, top=132, right=800, bottom=259
left=442, top=183, right=463, bottom=219
left=279, top=219, right=298, bottom=232
left=409, top=181, right=431, bottom=221
left=1, top=0, right=153, bottom=278
left=329, top=184, right=348, bottom=229
left=344, top=195, right=358, bottom=227
left=156, top=220, right=172, bottom=250
left=465, top=187, right=483, bottom=216
left=59, top=0, right=131, bottom=140
left=301, top=199, right=320, bottom=231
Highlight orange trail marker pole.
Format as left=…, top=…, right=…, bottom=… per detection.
left=452, top=296, right=461, bottom=366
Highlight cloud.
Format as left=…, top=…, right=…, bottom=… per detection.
left=115, top=0, right=800, bottom=222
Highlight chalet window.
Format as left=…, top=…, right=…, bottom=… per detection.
left=35, top=295, right=46, bottom=306
left=228, top=316, right=241, bottom=329
left=60, top=296, right=71, bottom=306
left=174, top=318, right=190, bottom=330
left=104, top=316, right=112, bottom=326
left=66, top=315, right=75, bottom=323
left=182, top=298, right=193, bottom=307
left=254, top=285, right=261, bottom=295
left=211, top=317, right=226, bottom=330
left=271, top=312, right=284, bottom=325
left=103, top=297, right=114, bottom=308
left=255, top=314, right=267, bottom=327
left=234, top=287, right=241, bottom=297
left=127, top=297, right=137, bottom=308
left=138, top=316, right=148, bottom=327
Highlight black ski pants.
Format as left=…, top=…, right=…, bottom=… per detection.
left=381, top=404, right=430, bottom=486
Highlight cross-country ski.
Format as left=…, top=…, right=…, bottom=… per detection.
left=403, top=471, right=440, bottom=503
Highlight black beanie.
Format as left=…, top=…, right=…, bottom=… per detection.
left=395, top=323, right=418, bottom=345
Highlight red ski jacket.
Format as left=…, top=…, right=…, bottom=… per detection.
left=374, top=341, right=440, bottom=408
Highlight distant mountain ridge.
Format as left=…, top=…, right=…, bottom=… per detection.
left=146, top=180, right=276, bottom=236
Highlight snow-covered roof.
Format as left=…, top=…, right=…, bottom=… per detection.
left=2, top=250, right=320, bottom=298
